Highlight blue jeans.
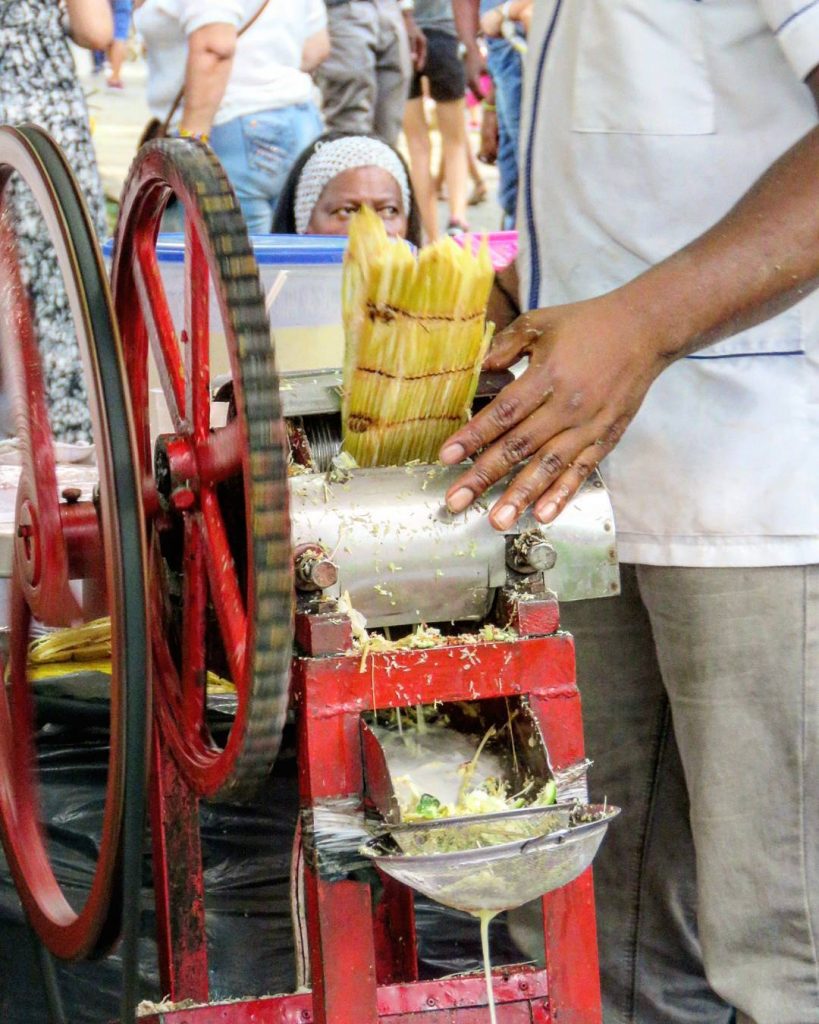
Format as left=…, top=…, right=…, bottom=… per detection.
left=209, top=103, right=323, bottom=235
left=486, top=37, right=523, bottom=228
left=112, top=0, right=132, bottom=39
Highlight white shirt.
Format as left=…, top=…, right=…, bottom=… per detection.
left=134, top=0, right=326, bottom=126
left=519, top=0, right=819, bottom=567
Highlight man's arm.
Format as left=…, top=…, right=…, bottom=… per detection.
left=441, top=102, right=819, bottom=530
left=179, top=23, right=237, bottom=138
left=452, top=0, right=484, bottom=98
left=399, top=1, right=427, bottom=72
left=65, top=0, right=113, bottom=50
left=480, top=1, right=531, bottom=38
left=302, top=28, right=330, bottom=72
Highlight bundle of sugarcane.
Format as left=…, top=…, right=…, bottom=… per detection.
left=341, top=207, right=494, bottom=467
left=25, top=617, right=235, bottom=692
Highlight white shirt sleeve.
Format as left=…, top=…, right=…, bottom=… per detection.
left=305, top=0, right=328, bottom=36
left=758, top=0, right=819, bottom=80
left=178, top=0, right=245, bottom=35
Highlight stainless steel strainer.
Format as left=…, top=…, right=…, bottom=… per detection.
left=360, top=804, right=619, bottom=915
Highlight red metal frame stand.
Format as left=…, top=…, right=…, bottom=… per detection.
left=141, top=592, right=602, bottom=1024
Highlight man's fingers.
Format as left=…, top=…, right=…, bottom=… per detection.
left=530, top=426, right=626, bottom=524
left=444, top=411, right=631, bottom=529
left=440, top=367, right=551, bottom=466
left=443, top=399, right=562, bottom=511
left=530, top=445, right=604, bottom=525
left=482, top=322, right=531, bottom=371
left=483, top=430, right=581, bottom=529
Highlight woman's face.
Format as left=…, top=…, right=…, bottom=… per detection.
left=306, top=166, right=408, bottom=238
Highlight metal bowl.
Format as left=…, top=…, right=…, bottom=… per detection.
left=361, top=804, right=619, bottom=915
left=387, top=803, right=573, bottom=854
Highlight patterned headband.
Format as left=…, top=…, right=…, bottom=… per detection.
left=294, top=136, right=411, bottom=234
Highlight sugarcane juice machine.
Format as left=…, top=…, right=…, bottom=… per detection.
left=0, top=128, right=619, bottom=1024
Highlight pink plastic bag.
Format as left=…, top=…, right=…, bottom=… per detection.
left=454, top=230, right=518, bottom=272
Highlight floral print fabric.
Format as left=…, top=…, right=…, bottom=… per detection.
left=1, top=0, right=107, bottom=442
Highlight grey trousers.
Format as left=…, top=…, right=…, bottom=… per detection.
left=510, top=564, right=819, bottom=1024
left=316, top=0, right=411, bottom=146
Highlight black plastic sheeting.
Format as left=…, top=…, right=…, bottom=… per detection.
left=0, top=718, right=527, bottom=1023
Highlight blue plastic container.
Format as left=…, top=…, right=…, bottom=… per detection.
left=103, top=234, right=349, bottom=374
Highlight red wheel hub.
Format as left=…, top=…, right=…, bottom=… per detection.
left=15, top=497, right=41, bottom=586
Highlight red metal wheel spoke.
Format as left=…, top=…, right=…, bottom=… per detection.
left=184, top=221, right=211, bottom=442
left=132, top=232, right=187, bottom=430
left=6, top=581, right=38, bottom=765
left=196, top=418, right=244, bottom=487
left=0, top=208, right=78, bottom=626
left=180, top=514, right=209, bottom=740
left=199, top=486, right=248, bottom=690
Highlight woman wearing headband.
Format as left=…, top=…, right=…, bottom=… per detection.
left=272, top=131, right=422, bottom=245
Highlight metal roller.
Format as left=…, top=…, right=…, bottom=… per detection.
left=290, top=464, right=618, bottom=627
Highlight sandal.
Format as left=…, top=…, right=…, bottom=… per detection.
left=468, top=180, right=488, bottom=206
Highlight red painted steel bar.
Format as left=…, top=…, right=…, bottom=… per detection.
left=149, top=725, right=210, bottom=1004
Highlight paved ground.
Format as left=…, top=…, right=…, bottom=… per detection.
left=75, top=50, right=504, bottom=236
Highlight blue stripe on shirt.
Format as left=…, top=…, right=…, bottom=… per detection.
left=524, top=0, right=563, bottom=311
left=686, top=349, right=805, bottom=360
left=774, top=0, right=819, bottom=34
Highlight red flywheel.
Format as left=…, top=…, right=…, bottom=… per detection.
left=0, top=125, right=150, bottom=962
left=111, top=139, right=293, bottom=800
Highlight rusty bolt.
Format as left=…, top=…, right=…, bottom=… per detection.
left=61, top=487, right=82, bottom=504
left=508, top=530, right=557, bottom=574
left=523, top=540, right=557, bottom=571
left=295, top=548, right=339, bottom=591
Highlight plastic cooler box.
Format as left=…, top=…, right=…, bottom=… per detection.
left=103, top=233, right=349, bottom=378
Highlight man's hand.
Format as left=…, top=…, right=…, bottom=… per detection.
left=403, top=12, right=427, bottom=71
left=440, top=293, right=668, bottom=529
left=478, top=99, right=499, bottom=163
left=481, top=1, right=532, bottom=37
left=440, top=122, right=819, bottom=531
left=463, top=40, right=485, bottom=98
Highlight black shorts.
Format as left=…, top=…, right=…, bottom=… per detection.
left=409, top=27, right=466, bottom=103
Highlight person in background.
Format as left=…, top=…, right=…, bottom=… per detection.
left=316, top=0, right=425, bottom=148
left=0, top=0, right=112, bottom=444
left=105, top=0, right=133, bottom=88
left=91, top=45, right=106, bottom=73
left=434, top=70, right=490, bottom=209
left=402, top=0, right=470, bottom=238
left=134, top=0, right=329, bottom=234
left=272, top=131, right=421, bottom=245
left=454, top=0, right=524, bottom=229
left=440, top=4, right=819, bottom=1023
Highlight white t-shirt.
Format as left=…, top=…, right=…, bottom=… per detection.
left=519, top=0, right=819, bottom=568
left=135, top=0, right=326, bottom=126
